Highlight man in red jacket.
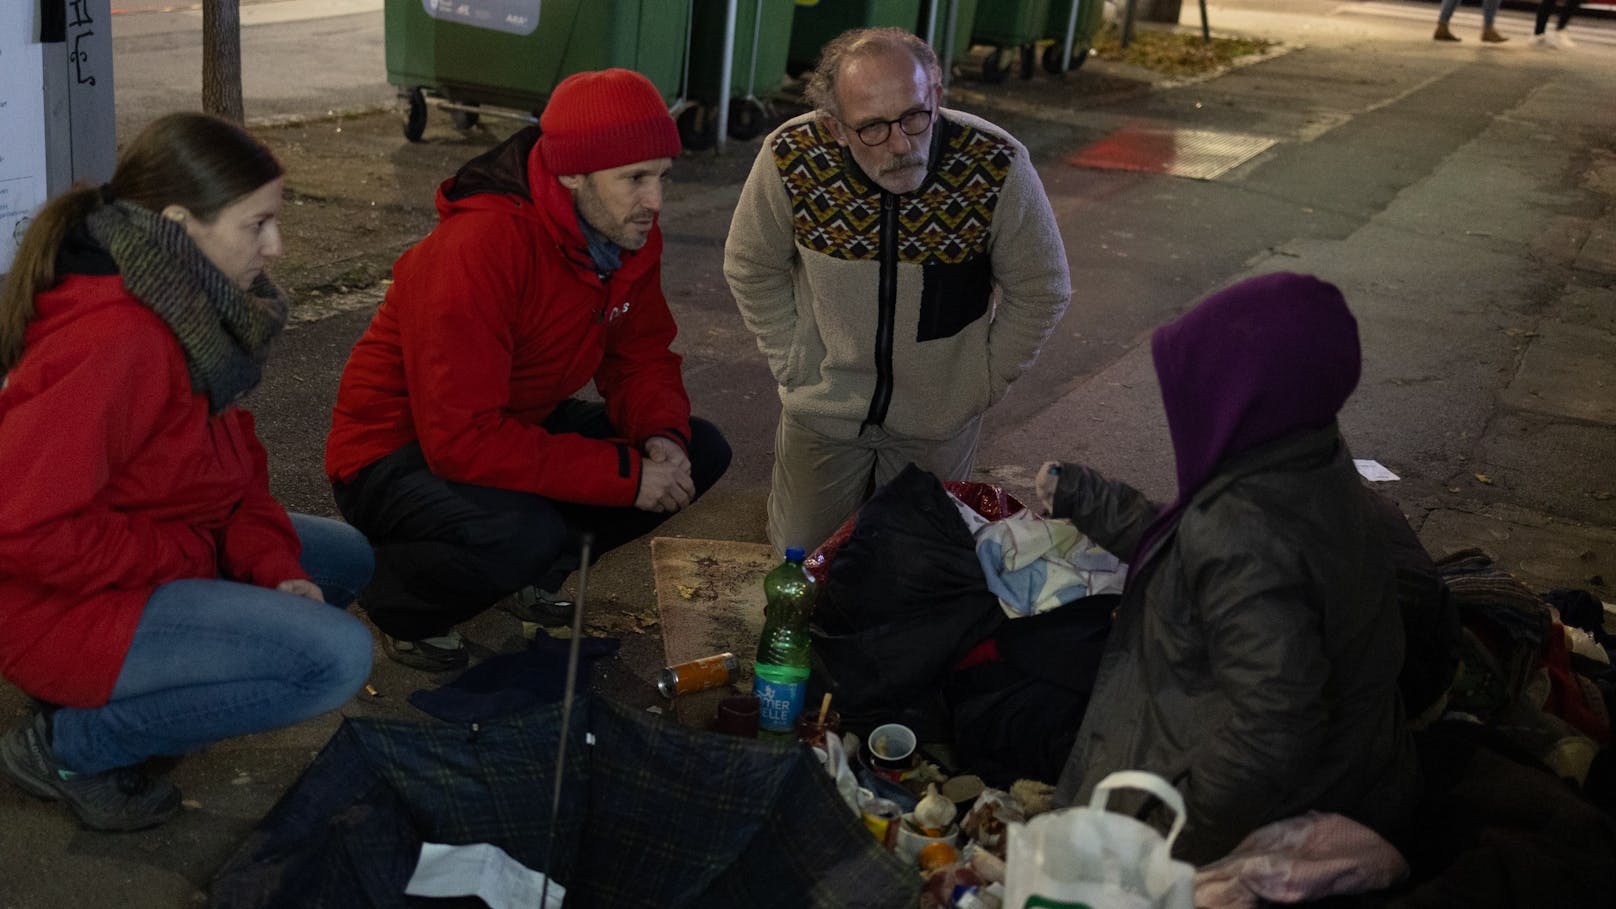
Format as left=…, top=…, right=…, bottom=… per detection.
left=325, top=69, right=730, bottom=670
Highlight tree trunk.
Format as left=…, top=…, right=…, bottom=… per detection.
left=202, top=0, right=244, bottom=123
left=1141, top=0, right=1183, bottom=23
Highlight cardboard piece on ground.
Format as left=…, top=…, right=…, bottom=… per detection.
left=650, top=537, right=776, bottom=727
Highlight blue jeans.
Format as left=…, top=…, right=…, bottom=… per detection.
left=1440, top=0, right=1502, bottom=25
left=51, top=515, right=375, bottom=775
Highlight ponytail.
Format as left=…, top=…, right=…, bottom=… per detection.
left=0, top=184, right=102, bottom=373
left=1, top=111, right=281, bottom=374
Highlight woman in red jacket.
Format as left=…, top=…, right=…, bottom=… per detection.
left=0, top=113, right=373, bottom=832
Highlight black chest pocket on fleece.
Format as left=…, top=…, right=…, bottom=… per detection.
left=917, top=254, right=992, bottom=342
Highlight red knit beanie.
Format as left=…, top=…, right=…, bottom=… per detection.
left=538, top=68, right=681, bottom=176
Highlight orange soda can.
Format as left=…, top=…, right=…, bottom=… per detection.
left=657, top=652, right=740, bottom=698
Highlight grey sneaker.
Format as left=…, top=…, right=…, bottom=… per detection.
left=0, top=713, right=180, bottom=832
left=381, top=630, right=468, bottom=672
left=498, top=586, right=575, bottom=626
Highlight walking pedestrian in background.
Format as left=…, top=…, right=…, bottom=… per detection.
left=1531, top=0, right=1583, bottom=47
left=1434, top=0, right=1509, bottom=42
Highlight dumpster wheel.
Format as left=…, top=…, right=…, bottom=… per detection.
left=451, top=102, right=481, bottom=130
left=678, top=106, right=717, bottom=152
left=728, top=98, right=771, bottom=142
left=403, top=88, right=427, bottom=143
left=1042, top=41, right=1092, bottom=74
left=981, top=48, right=1011, bottom=84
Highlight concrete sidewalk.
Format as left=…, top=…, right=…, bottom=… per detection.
left=2, top=1, right=1614, bottom=905
left=981, top=3, right=1616, bottom=600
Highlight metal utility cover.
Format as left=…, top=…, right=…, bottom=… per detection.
left=1066, top=125, right=1276, bottom=180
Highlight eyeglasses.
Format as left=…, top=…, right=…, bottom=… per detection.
left=848, top=108, right=935, bottom=146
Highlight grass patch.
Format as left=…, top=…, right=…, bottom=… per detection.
left=1091, top=23, right=1274, bottom=77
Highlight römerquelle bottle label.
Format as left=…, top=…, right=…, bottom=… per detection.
left=753, top=675, right=805, bottom=734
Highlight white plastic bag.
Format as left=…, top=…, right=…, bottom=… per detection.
left=1003, top=771, right=1195, bottom=909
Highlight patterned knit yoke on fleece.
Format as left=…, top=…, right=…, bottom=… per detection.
left=1144, top=272, right=1362, bottom=548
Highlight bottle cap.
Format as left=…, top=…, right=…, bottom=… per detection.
left=784, top=546, right=805, bottom=561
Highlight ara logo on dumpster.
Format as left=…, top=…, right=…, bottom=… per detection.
left=419, top=0, right=539, bottom=36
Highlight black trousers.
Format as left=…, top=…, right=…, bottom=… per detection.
left=1536, top=0, right=1583, bottom=31
left=333, top=400, right=731, bottom=639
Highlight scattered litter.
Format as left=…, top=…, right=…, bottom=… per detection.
left=365, top=684, right=382, bottom=698
left=406, top=842, right=564, bottom=909
left=1474, top=474, right=1494, bottom=486
left=232, top=775, right=253, bottom=786
left=1353, top=459, right=1399, bottom=482
left=181, top=799, right=203, bottom=811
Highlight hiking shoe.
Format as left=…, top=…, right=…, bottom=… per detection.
left=1481, top=26, right=1509, bottom=43
left=1433, top=22, right=1460, bottom=41
left=382, top=630, right=468, bottom=671
left=1529, top=32, right=1555, bottom=48
left=498, top=586, right=575, bottom=626
left=0, top=713, right=180, bottom=832
left=1553, top=30, right=1575, bottom=48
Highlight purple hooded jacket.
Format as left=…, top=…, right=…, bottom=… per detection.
left=1049, top=273, right=1416, bottom=864
left=1131, top=272, right=1362, bottom=562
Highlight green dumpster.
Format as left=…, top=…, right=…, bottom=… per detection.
left=787, top=0, right=925, bottom=76
left=385, top=0, right=692, bottom=141
left=971, top=0, right=1052, bottom=81
left=919, top=0, right=982, bottom=62
left=1041, top=0, right=1105, bottom=73
left=684, top=0, right=797, bottom=148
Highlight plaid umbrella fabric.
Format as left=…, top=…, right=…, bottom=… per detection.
left=210, top=693, right=918, bottom=908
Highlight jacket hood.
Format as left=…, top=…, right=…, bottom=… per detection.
left=433, top=126, right=662, bottom=282
left=1152, top=271, right=1361, bottom=503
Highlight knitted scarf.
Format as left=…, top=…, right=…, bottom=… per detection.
left=85, top=200, right=287, bottom=413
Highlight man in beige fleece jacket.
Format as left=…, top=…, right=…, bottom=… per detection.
left=724, top=27, right=1071, bottom=555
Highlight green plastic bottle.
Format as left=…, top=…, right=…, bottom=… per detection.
left=753, top=546, right=816, bottom=737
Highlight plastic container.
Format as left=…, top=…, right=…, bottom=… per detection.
left=787, top=0, right=925, bottom=76
left=752, top=546, right=817, bottom=737
left=384, top=0, right=692, bottom=141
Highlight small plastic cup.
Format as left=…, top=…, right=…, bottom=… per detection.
left=866, top=722, right=917, bottom=779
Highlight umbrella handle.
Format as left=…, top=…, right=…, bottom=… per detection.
left=541, top=532, right=593, bottom=906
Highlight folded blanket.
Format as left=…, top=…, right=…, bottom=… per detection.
left=959, top=504, right=1126, bottom=617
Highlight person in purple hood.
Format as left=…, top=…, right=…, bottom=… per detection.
left=1033, top=272, right=1418, bottom=864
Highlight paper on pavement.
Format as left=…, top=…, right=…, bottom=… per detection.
left=1353, top=459, right=1400, bottom=482
left=404, top=841, right=565, bottom=909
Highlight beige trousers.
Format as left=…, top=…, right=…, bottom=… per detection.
left=766, top=409, right=982, bottom=556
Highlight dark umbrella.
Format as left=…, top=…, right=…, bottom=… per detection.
left=209, top=692, right=918, bottom=908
